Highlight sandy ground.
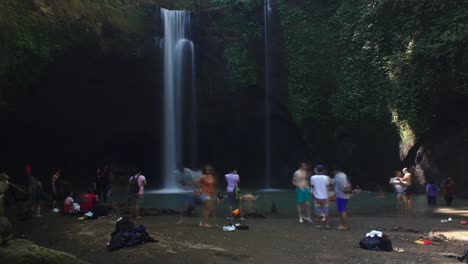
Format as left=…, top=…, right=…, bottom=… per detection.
left=8, top=208, right=468, bottom=264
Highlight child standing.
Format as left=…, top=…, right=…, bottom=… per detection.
left=426, top=179, right=438, bottom=207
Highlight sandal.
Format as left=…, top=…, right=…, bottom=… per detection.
left=393, top=247, right=405, bottom=253
left=336, top=226, right=349, bottom=230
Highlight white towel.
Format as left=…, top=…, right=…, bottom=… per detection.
left=365, top=230, right=383, bottom=238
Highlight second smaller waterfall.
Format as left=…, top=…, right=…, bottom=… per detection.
left=264, top=0, right=273, bottom=188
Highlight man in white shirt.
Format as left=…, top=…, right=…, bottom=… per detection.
left=332, top=168, right=351, bottom=230
left=310, top=165, right=331, bottom=229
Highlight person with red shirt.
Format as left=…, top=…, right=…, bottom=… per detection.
left=441, top=177, right=455, bottom=206
left=80, top=188, right=98, bottom=213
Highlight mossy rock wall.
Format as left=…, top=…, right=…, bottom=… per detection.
left=0, top=0, right=467, bottom=188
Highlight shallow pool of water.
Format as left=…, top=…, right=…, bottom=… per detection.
left=108, top=188, right=466, bottom=217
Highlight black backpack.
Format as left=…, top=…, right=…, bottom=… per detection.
left=359, top=236, right=392, bottom=252
left=115, top=216, right=134, bottom=233
left=129, top=175, right=140, bottom=194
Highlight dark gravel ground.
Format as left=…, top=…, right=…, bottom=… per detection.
left=9, top=209, right=468, bottom=264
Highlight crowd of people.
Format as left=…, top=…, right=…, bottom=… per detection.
left=0, top=162, right=460, bottom=227
left=0, top=163, right=132, bottom=218
left=292, top=163, right=351, bottom=230
left=174, top=165, right=257, bottom=227
left=389, top=168, right=456, bottom=210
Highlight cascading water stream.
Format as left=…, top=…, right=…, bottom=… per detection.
left=264, top=0, right=272, bottom=189
left=189, top=42, right=197, bottom=169
left=160, top=9, right=195, bottom=191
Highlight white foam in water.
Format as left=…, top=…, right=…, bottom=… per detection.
left=146, top=188, right=191, bottom=194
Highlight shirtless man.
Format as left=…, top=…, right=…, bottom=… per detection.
left=0, top=173, right=9, bottom=217
left=292, top=162, right=312, bottom=223
left=397, top=167, right=413, bottom=210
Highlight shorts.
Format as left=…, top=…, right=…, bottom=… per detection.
left=129, top=194, right=143, bottom=206
left=403, top=186, right=412, bottom=196
left=227, top=191, right=239, bottom=208
left=295, top=187, right=311, bottom=204
left=201, top=193, right=214, bottom=202
left=336, top=197, right=348, bottom=213
left=396, top=192, right=403, bottom=199
left=314, top=199, right=329, bottom=215
left=185, top=193, right=202, bottom=206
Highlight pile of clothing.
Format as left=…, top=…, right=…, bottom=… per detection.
left=359, top=230, right=392, bottom=252
left=107, top=217, right=157, bottom=251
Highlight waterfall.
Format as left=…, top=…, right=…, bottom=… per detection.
left=189, top=42, right=197, bottom=168
left=264, top=0, right=272, bottom=188
left=160, top=9, right=195, bottom=190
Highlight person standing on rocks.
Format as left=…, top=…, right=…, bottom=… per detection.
left=331, top=167, right=351, bottom=230
left=0, top=173, right=10, bottom=217
left=292, top=162, right=312, bottom=223
left=128, top=169, right=146, bottom=219
left=93, top=168, right=106, bottom=203
left=51, top=168, right=62, bottom=213
left=310, top=165, right=332, bottom=229
left=28, top=170, right=43, bottom=217
left=195, top=165, right=217, bottom=228
left=441, top=177, right=455, bottom=206
left=102, top=165, right=113, bottom=204
left=225, top=169, right=244, bottom=221
left=397, top=167, right=412, bottom=211
left=176, top=166, right=202, bottom=225
left=426, top=179, right=439, bottom=207
left=390, top=170, right=404, bottom=211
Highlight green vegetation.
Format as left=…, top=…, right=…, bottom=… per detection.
left=0, top=0, right=160, bottom=103
left=211, top=1, right=262, bottom=90
left=0, top=0, right=466, bottom=163
left=210, top=0, right=260, bottom=8
left=224, top=45, right=257, bottom=88
left=278, top=0, right=468, bottom=143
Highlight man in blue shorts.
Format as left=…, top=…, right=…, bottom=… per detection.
left=332, top=167, right=351, bottom=230
left=292, top=162, right=312, bottom=223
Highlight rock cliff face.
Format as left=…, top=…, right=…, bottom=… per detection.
left=0, top=0, right=467, bottom=189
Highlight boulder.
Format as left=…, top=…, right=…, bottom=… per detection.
left=0, top=239, right=89, bottom=264
left=0, top=217, right=12, bottom=245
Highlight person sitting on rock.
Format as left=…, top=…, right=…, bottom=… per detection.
left=0, top=173, right=10, bottom=217
left=62, top=191, right=74, bottom=214
left=80, top=188, right=98, bottom=214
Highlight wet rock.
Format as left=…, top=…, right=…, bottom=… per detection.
left=15, top=201, right=33, bottom=221
left=0, top=239, right=89, bottom=264
left=0, top=217, right=12, bottom=245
